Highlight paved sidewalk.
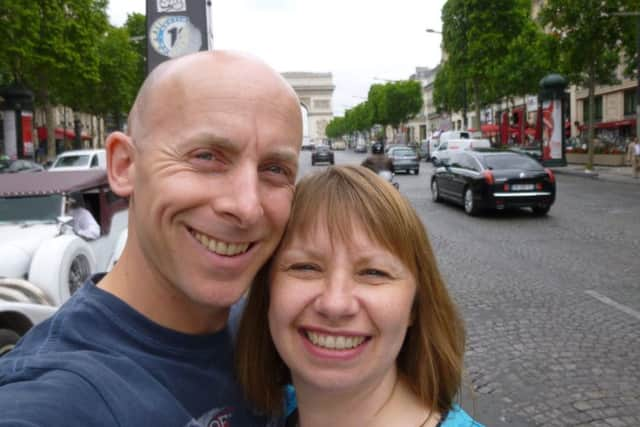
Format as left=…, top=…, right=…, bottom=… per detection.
left=552, top=163, right=640, bottom=184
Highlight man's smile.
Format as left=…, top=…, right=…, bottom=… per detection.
left=189, top=228, right=252, bottom=256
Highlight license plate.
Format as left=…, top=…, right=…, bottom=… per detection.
left=511, top=184, right=534, bottom=191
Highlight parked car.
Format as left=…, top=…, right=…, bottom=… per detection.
left=0, top=170, right=128, bottom=355
left=49, top=149, right=107, bottom=172
left=311, top=145, right=334, bottom=165
left=431, top=138, right=491, bottom=165
left=0, top=159, right=45, bottom=174
left=430, top=149, right=555, bottom=216
left=388, top=146, right=420, bottom=175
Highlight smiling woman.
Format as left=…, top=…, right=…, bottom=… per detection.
left=235, top=166, right=483, bottom=427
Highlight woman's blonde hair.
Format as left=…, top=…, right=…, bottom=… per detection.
left=235, top=165, right=465, bottom=416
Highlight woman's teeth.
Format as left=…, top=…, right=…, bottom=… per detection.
left=306, top=331, right=366, bottom=350
left=192, top=230, right=250, bottom=256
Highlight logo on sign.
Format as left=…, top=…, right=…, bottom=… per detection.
left=157, top=0, right=187, bottom=13
left=149, top=15, right=202, bottom=58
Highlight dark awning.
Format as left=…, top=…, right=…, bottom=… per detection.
left=0, top=170, right=108, bottom=197
left=36, top=127, right=93, bottom=141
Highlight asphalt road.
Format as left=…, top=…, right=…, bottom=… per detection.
left=298, top=148, right=640, bottom=427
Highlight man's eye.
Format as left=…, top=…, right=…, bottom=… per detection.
left=195, top=151, right=215, bottom=161
left=264, top=164, right=287, bottom=175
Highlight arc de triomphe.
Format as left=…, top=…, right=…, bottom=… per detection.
left=281, top=72, right=334, bottom=144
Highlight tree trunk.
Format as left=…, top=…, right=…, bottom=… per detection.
left=473, top=80, right=481, bottom=131
left=586, top=74, right=596, bottom=171
left=45, top=99, right=56, bottom=161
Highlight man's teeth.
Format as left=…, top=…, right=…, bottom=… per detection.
left=306, top=331, right=366, bottom=350
left=192, top=231, right=250, bottom=256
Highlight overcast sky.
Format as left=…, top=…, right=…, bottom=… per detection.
left=108, top=0, right=446, bottom=116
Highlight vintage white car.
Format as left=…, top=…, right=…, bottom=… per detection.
left=0, top=170, right=128, bottom=355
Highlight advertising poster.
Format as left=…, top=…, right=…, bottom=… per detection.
left=146, top=0, right=212, bottom=74
left=21, top=112, right=33, bottom=156
left=542, top=100, right=563, bottom=161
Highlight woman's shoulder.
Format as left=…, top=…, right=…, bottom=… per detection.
left=439, top=404, right=485, bottom=427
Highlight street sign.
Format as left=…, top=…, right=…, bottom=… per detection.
left=146, top=0, right=212, bottom=74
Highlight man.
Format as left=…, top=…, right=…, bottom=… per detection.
left=66, top=195, right=101, bottom=240
left=361, top=140, right=392, bottom=174
left=0, top=51, right=302, bottom=426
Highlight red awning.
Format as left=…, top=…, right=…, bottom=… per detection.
left=37, top=126, right=75, bottom=140
left=481, top=124, right=499, bottom=133
left=579, top=119, right=636, bottom=130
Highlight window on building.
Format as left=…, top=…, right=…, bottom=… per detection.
left=419, top=125, right=427, bottom=141
left=624, top=89, right=636, bottom=116
left=582, top=95, right=603, bottom=122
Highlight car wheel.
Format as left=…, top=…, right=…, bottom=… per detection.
left=431, top=180, right=441, bottom=202
left=464, top=187, right=480, bottom=216
left=330, top=160, right=334, bottom=165
left=311, top=160, right=315, bottom=166
left=28, top=235, right=97, bottom=306
left=0, top=329, right=20, bottom=357
left=532, top=205, right=551, bottom=216
left=415, top=168, right=420, bottom=175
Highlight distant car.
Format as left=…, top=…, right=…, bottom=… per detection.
left=311, top=145, right=334, bottom=165
left=354, top=141, right=367, bottom=153
left=0, top=159, right=45, bottom=174
left=301, top=138, right=315, bottom=151
left=0, top=170, right=128, bottom=354
left=332, top=140, right=346, bottom=150
left=431, top=138, right=491, bottom=165
left=49, top=149, right=106, bottom=172
left=430, top=149, right=555, bottom=216
left=388, top=146, right=420, bottom=175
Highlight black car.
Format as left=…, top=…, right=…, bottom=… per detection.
left=388, top=147, right=420, bottom=175
left=430, top=149, right=555, bottom=216
left=311, top=145, right=334, bottom=166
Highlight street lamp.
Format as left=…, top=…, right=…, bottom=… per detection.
left=425, top=28, right=442, bottom=34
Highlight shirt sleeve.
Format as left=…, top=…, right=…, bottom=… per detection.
left=0, top=370, right=117, bottom=427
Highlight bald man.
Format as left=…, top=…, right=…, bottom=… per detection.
left=0, top=51, right=302, bottom=426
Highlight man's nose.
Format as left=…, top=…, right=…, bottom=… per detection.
left=212, top=165, right=264, bottom=227
left=313, top=274, right=359, bottom=320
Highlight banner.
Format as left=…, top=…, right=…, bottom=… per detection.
left=21, top=112, right=33, bottom=156
left=146, top=0, right=212, bottom=74
left=542, top=100, right=563, bottom=161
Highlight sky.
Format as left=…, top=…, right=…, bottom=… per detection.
left=107, top=0, right=446, bottom=116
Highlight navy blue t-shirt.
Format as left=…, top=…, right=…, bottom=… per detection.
left=0, top=276, right=268, bottom=426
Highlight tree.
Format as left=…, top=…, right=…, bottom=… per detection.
left=0, top=0, right=109, bottom=159
left=441, top=0, right=530, bottom=129
left=539, top=0, right=637, bottom=170
left=125, top=12, right=147, bottom=92
left=433, top=61, right=466, bottom=113
left=382, top=80, right=423, bottom=131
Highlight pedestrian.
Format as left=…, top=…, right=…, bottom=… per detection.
left=0, top=50, right=302, bottom=426
left=236, top=166, right=484, bottom=427
left=361, top=141, right=393, bottom=174
left=626, top=137, right=640, bottom=179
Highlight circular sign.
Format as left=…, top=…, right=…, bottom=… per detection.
left=149, top=15, right=202, bottom=59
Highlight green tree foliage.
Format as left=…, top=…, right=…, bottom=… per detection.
left=439, top=0, right=531, bottom=129
left=539, top=0, right=638, bottom=170
left=0, top=0, right=109, bottom=159
left=433, top=61, right=466, bottom=113
left=382, top=80, right=423, bottom=130
left=125, top=12, right=147, bottom=93
left=325, top=116, right=345, bottom=139
left=94, top=25, right=140, bottom=131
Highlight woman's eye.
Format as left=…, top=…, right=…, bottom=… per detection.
left=289, top=263, right=318, bottom=272
left=361, top=268, right=389, bottom=278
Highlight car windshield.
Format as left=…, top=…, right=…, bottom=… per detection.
left=394, top=149, right=416, bottom=158
left=0, top=195, right=63, bottom=223
left=481, top=153, right=542, bottom=170
left=53, top=155, right=90, bottom=168
left=317, top=146, right=330, bottom=152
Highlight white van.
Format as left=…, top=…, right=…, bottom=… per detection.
left=439, top=130, right=470, bottom=144
left=432, top=138, right=491, bottom=165
left=49, top=149, right=107, bottom=172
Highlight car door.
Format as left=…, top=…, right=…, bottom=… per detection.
left=448, top=152, right=478, bottom=203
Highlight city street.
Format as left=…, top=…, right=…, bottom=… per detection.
left=299, top=148, right=640, bottom=427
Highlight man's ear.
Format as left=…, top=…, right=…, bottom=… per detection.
left=106, top=132, right=136, bottom=197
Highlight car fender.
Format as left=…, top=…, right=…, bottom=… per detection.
left=28, top=235, right=96, bottom=306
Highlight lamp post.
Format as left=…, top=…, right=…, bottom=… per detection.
left=426, top=28, right=468, bottom=129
